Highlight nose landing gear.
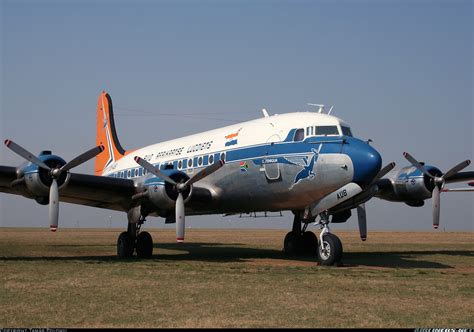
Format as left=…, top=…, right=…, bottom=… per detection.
left=315, top=212, right=343, bottom=266
left=283, top=212, right=343, bottom=266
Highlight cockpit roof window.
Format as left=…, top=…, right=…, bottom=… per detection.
left=315, top=125, right=339, bottom=136
left=341, top=126, right=353, bottom=137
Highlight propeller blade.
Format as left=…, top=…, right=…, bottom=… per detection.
left=61, top=145, right=105, bottom=173
left=403, top=152, right=434, bottom=179
left=442, top=160, right=471, bottom=180
left=185, top=160, right=225, bottom=187
left=442, top=188, right=474, bottom=192
left=370, top=162, right=396, bottom=185
left=432, top=185, right=440, bottom=229
left=176, top=192, right=185, bottom=243
left=49, top=178, right=59, bottom=232
left=134, top=156, right=177, bottom=185
left=356, top=204, right=367, bottom=241
left=4, top=139, right=51, bottom=171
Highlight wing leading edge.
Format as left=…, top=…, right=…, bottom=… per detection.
left=0, top=166, right=137, bottom=212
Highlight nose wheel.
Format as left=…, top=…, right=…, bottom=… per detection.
left=315, top=213, right=343, bottom=266
left=284, top=213, right=344, bottom=266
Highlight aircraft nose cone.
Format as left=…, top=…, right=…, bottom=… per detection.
left=346, top=138, right=382, bottom=186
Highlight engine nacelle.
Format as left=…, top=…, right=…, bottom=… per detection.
left=376, top=165, right=442, bottom=205
left=144, top=170, right=192, bottom=210
left=19, top=151, right=70, bottom=204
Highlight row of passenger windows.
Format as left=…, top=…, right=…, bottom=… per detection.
left=109, top=152, right=226, bottom=179
left=294, top=125, right=353, bottom=142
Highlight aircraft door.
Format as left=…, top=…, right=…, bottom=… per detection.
left=263, top=134, right=281, bottom=181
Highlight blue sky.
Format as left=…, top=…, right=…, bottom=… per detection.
left=1, top=0, right=472, bottom=231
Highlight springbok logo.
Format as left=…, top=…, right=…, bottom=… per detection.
left=284, top=145, right=322, bottom=187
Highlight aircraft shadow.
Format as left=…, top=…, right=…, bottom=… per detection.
left=154, top=243, right=470, bottom=269
left=1, top=242, right=471, bottom=269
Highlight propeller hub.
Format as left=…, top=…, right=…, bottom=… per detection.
left=51, top=168, right=62, bottom=179
left=176, top=183, right=188, bottom=192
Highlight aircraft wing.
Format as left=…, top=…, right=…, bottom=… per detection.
left=0, top=166, right=137, bottom=212
left=0, top=165, right=214, bottom=213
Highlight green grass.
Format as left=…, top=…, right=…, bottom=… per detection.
left=0, top=228, right=473, bottom=328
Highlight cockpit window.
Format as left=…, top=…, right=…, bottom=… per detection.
left=294, top=128, right=305, bottom=142
left=341, top=126, right=353, bottom=137
left=315, top=126, right=339, bottom=136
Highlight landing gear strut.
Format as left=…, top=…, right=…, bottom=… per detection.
left=283, top=215, right=318, bottom=257
left=117, top=216, right=153, bottom=259
left=284, top=212, right=344, bottom=266
left=315, top=212, right=343, bottom=266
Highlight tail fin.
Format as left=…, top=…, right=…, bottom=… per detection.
left=95, top=91, right=126, bottom=175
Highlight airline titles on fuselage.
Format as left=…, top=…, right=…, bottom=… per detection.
left=144, top=141, right=214, bottom=164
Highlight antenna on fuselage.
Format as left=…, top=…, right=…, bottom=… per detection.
left=262, top=108, right=270, bottom=118
left=307, top=103, right=325, bottom=113
left=307, top=103, right=335, bottom=115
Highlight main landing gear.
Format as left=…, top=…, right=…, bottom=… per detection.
left=117, top=217, right=153, bottom=259
left=284, top=212, right=343, bottom=266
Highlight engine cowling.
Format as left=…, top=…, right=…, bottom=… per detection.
left=18, top=151, right=70, bottom=204
left=143, top=170, right=192, bottom=210
left=376, top=165, right=442, bottom=206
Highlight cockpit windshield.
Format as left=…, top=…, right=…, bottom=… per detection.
left=341, top=126, right=353, bottom=137
left=315, top=126, right=339, bottom=136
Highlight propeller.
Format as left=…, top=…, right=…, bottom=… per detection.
left=135, top=156, right=225, bottom=242
left=403, top=152, right=471, bottom=229
left=370, top=162, right=396, bottom=187
left=356, top=162, right=395, bottom=241
left=4, top=140, right=104, bottom=231
left=356, top=204, right=367, bottom=241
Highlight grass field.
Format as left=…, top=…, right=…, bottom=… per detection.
left=0, top=228, right=473, bottom=328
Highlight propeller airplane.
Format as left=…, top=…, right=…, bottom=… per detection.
left=1, top=91, right=472, bottom=265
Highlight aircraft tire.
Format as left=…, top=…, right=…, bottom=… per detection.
left=302, top=231, right=318, bottom=257
left=136, top=231, right=153, bottom=258
left=317, top=233, right=343, bottom=266
left=117, top=231, right=134, bottom=259
left=284, top=232, right=300, bottom=255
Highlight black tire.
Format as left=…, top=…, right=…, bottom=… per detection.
left=136, top=231, right=153, bottom=258
left=302, top=231, right=318, bottom=257
left=284, top=232, right=300, bottom=255
left=117, top=231, right=134, bottom=259
left=317, top=233, right=343, bottom=266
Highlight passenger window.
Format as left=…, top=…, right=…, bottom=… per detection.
left=315, top=126, right=339, bottom=136
left=294, top=128, right=305, bottom=142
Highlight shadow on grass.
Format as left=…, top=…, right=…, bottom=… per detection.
left=0, top=241, right=471, bottom=269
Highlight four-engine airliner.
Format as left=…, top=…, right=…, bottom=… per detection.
left=1, top=91, right=472, bottom=265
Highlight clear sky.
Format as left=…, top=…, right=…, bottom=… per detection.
left=1, top=0, right=472, bottom=232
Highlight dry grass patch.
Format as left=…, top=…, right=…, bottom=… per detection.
left=0, top=228, right=473, bottom=327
